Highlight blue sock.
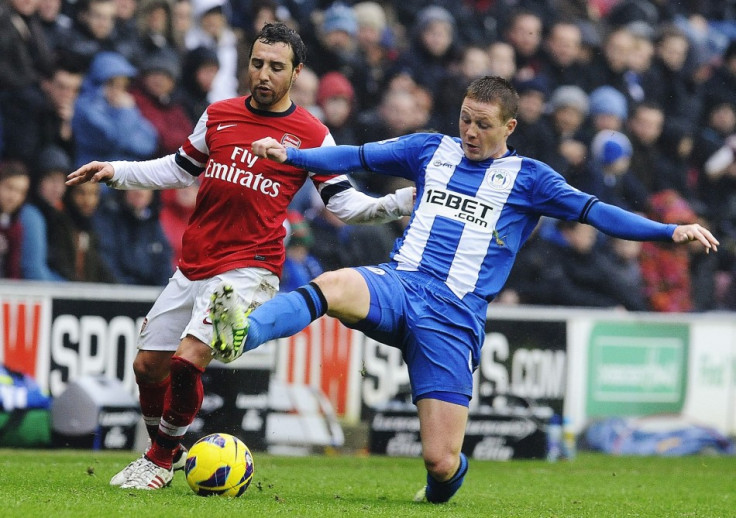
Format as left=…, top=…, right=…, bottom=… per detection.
left=425, top=453, right=468, bottom=504
left=244, top=282, right=327, bottom=351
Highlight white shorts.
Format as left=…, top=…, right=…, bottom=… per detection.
left=138, top=267, right=278, bottom=352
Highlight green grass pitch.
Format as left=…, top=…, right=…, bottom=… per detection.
left=0, top=449, right=733, bottom=517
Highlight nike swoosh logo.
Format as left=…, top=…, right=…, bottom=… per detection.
left=217, top=123, right=237, bottom=130
left=203, top=317, right=212, bottom=325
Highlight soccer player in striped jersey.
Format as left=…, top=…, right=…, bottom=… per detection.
left=223, top=75, right=719, bottom=503
left=66, top=23, right=414, bottom=490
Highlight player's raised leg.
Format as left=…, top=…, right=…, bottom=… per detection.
left=413, top=398, right=469, bottom=503
left=209, top=269, right=371, bottom=360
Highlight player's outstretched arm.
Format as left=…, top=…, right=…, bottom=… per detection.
left=66, top=161, right=115, bottom=186
left=585, top=201, right=720, bottom=254
left=252, top=137, right=288, bottom=163
left=672, top=223, right=719, bottom=252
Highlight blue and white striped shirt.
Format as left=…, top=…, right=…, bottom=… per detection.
left=360, top=133, right=592, bottom=304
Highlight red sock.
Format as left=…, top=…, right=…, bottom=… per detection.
left=137, top=375, right=170, bottom=443
left=146, top=356, right=204, bottom=469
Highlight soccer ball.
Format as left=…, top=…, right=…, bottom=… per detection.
left=184, top=433, right=255, bottom=497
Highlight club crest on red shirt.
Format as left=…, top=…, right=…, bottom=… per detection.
left=281, top=133, right=302, bottom=148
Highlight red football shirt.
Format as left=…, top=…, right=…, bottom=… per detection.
left=175, top=97, right=340, bottom=280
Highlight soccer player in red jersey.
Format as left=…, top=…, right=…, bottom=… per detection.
left=67, top=23, right=414, bottom=490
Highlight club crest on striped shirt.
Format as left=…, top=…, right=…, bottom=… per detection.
left=281, top=133, right=301, bottom=148
left=487, top=169, right=513, bottom=190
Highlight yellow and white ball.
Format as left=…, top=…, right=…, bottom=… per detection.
left=184, top=433, right=254, bottom=497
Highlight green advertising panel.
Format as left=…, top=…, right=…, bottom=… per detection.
left=586, top=322, right=688, bottom=416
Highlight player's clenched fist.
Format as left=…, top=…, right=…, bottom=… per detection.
left=252, top=137, right=288, bottom=163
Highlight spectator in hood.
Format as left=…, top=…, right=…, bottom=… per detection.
left=132, top=50, right=193, bottom=157
left=19, top=145, right=71, bottom=280
left=306, top=1, right=367, bottom=96
left=586, top=130, right=649, bottom=213
left=72, top=51, right=158, bottom=167
left=542, top=85, right=591, bottom=184
left=317, top=71, right=358, bottom=145
left=589, top=85, right=628, bottom=133
left=390, top=5, right=459, bottom=99
left=177, top=45, right=219, bottom=122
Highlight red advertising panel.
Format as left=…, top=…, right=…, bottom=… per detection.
left=279, top=317, right=356, bottom=416
left=2, top=298, right=44, bottom=378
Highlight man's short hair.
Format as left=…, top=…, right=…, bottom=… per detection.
left=465, top=75, right=519, bottom=121
left=249, top=22, right=307, bottom=69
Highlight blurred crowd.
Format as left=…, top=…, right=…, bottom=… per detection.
left=2, top=0, right=736, bottom=312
